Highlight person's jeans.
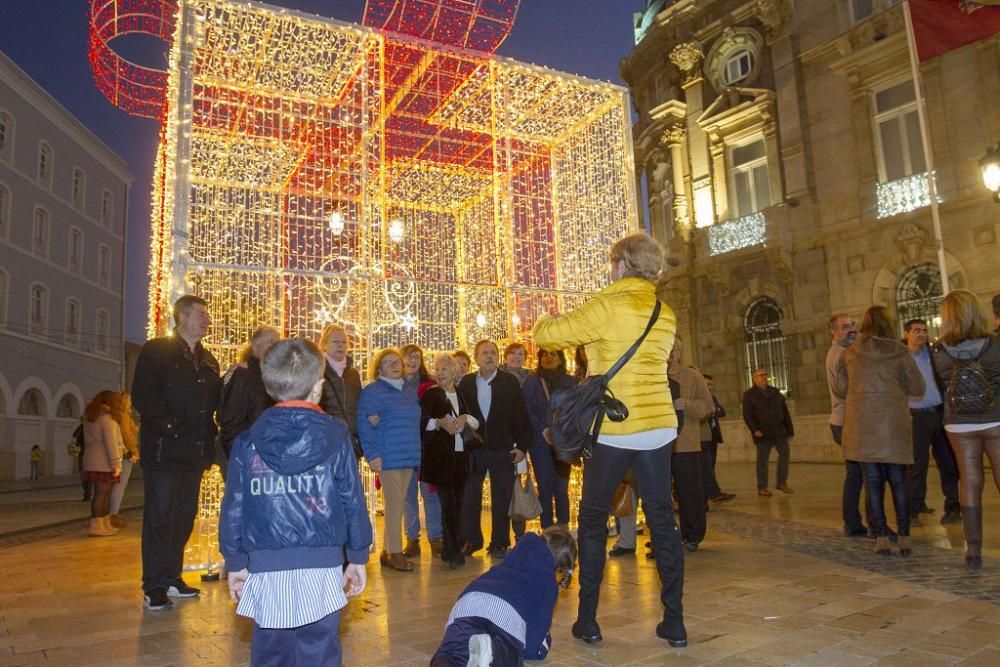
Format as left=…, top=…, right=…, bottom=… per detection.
left=755, top=437, right=790, bottom=488
left=908, top=408, right=961, bottom=514
left=109, top=458, right=134, bottom=515
left=832, top=424, right=867, bottom=531
left=462, top=449, right=516, bottom=551
left=252, top=609, right=342, bottom=667
left=431, top=616, right=524, bottom=667
left=576, top=441, right=684, bottom=638
left=529, top=443, right=571, bottom=527
left=672, top=451, right=705, bottom=545
left=861, top=462, right=909, bottom=537
left=404, top=473, right=442, bottom=540
left=699, top=441, right=722, bottom=499
left=141, top=465, right=204, bottom=594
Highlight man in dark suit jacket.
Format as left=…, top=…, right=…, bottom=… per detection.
left=458, top=340, right=532, bottom=556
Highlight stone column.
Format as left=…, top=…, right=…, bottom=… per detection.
left=662, top=124, right=691, bottom=241
left=670, top=41, right=715, bottom=228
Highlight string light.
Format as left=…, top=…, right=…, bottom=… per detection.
left=708, top=212, right=765, bottom=256
left=876, top=171, right=939, bottom=219
left=142, top=0, right=635, bottom=369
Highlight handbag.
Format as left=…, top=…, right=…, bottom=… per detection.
left=547, top=301, right=662, bottom=463
left=509, top=471, right=542, bottom=521
left=610, top=482, right=634, bottom=517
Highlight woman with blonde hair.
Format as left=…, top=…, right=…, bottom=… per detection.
left=835, top=306, right=924, bottom=556
left=532, top=231, right=687, bottom=647
left=107, top=392, right=140, bottom=528
left=933, top=290, right=1000, bottom=570
left=357, top=348, right=422, bottom=571
left=82, top=390, right=124, bottom=536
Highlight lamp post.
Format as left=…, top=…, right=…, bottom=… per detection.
left=980, top=144, right=1000, bottom=203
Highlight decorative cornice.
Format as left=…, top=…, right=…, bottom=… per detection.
left=661, top=123, right=687, bottom=146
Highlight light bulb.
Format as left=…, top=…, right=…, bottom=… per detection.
left=328, top=211, right=345, bottom=235
left=476, top=312, right=487, bottom=328
left=511, top=314, right=521, bottom=327
left=388, top=219, right=404, bottom=243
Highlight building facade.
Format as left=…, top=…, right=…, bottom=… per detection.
left=622, top=0, right=1000, bottom=462
left=0, top=51, right=131, bottom=479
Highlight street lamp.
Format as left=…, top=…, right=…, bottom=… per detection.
left=980, top=144, right=1000, bottom=203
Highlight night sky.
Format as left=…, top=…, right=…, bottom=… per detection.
left=0, top=0, right=643, bottom=341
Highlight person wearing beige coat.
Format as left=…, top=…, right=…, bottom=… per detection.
left=835, top=306, right=925, bottom=557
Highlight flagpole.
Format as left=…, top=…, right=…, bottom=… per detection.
left=903, top=0, right=950, bottom=294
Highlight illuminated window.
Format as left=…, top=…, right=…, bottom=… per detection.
left=98, top=244, right=111, bottom=288
left=896, top=263, right=943, bottom=339
left=743, top=296, right=790, bottom=395
left=29, top=283, right=48, bottom=336
left=730, top=139, right=771, bottom=218
left=96, top=309, right=110, bottom=353
left=65, top=298, right=81, bottom=347
left=873, top=79, right=924, bottom=183
left=37, top=142, right=53, bottom=187
left=72, top=168, right=86, bottom=210
left=32, top=207, right=49, bottom=258
left=723, top=49, right=755, bottom=86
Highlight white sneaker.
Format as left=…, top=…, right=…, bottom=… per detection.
left=467, top=633, right=493, bottom=667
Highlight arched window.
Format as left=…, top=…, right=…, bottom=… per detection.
left=0, top=182, right=9, bottom=239
left=68, top=227, right=83, bottom=273
left=896, top=263, right=943, bottom=338
left=101, top=190, right=113, bottom=227
left=723, top=48, right=755, bottom=86
left=17, top=389, right=45, bottom=417
left=98, top=244, right=111, bottom=288
left=72, top=168, right=86, bottom=210
left=743, top=296, right=790, bottom=395
left=29, top=283, right=48, bottom=336
left=56, top=393, right=80, bottom=419
left=65, top=298, right=81, bottom=347
left=32, top=207, right=49, bottom=257
left=96, top=309, right=110, bottom=353
left=0, top=111, right=12, bottom=159
left=37, top=141, right=53, bottom=187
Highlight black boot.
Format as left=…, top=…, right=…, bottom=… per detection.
left=573, top=503, right=607, bottom=643
left=962, top=505, right=983, bottom=571
left=645, top=499, right=687, bottom=646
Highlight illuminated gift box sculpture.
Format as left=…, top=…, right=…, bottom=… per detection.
left=113, top=0, right=637, bottom=363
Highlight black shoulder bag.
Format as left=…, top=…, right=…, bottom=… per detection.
left=547, top=300, right=662, bottom=463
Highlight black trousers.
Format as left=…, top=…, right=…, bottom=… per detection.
left=577, top=441, right=684, bottom=638
left=252, top=609, right=342, bottom=667
left=436, top=462, right=467, bottom=561
left=141, top=465, right=204, bottom=594
left=832, top=425, right=867, bottom=531
left=431, top=616, right=523, bottom=667
left=462, top=449, right=515, bottom=551
left=908, top=408, right=960, bottom=514
left=672, top=451, right=706, bottom=545
left=862, top=462, right=909, bottom=537
left=699, top=441, right=722, bottom=499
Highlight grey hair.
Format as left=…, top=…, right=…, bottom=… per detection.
left=432, top=352, right=459, bottom=373
left=261, top=338, right=324, bottom=402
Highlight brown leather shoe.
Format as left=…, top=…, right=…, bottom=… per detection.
left=776, top=484, right=794, bottom=494
left=403, top=538, right=420, bottom=558
left=428, top=538, right=443, bottom=558
left=379, top=550, right=390, bottom=567
left=757, top=487, right=772, bottom=497
left=386, top=552, right=414, bottom=571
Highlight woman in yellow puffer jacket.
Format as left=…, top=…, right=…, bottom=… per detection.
left=532, top=232, right=687, bottom=649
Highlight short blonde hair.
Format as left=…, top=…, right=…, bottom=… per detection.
left=940, top=290, right=993, bottom=345
left=368, top=348, right=402, bottom=381
left=432, top=352, right=459, bottom=374
left=319, top=324, right=348, bottom=352
left=609, top=232, right=664, bottom=283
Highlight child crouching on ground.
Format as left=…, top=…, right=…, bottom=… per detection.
left=220, top=338, right=373, bottom=667
left=431, top=525, right=577, bottom=666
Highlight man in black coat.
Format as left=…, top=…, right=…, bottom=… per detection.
left=742, top=368, right=794, bottom=497
left=131, top=295, right=221, bottom=611
left=457, top=340, right=532, bottom=557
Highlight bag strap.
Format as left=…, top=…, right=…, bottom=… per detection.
left=539, top=377, right=551, bottom=401
left=605, top=300, right=662, bottom=381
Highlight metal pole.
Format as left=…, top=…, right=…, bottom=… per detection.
left=903, top=0, right=950, bottom=293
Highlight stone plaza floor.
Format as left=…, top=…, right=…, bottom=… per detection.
left=0, top=462, right=998, bottom=666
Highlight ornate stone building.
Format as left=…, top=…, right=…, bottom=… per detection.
left=622, top=0, right=1000, bottom=461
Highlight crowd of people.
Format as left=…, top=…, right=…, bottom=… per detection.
left=63, top=229, right=998, bottom=665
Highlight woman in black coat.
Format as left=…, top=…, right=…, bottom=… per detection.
left=218, top=326, right=279, bottom=460
left=317, top=324, right=364, bottom=457
left=420, top=353, right=480, bottom=569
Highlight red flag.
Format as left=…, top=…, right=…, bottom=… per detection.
left=909, top=0, right=1000, bottom=60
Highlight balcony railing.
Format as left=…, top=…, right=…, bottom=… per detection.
left=708, top=211, right=766, bottom=256
left=876, top=171, right=940, bottom=219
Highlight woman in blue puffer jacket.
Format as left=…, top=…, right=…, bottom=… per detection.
left=357, top=348, right=422, bottom=572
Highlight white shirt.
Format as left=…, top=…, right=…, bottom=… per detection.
left=475, top=369, right=498, bottom=420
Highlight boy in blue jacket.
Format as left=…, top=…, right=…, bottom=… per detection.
left=220, top=338, right=373, bottom=666
left=431, top=525, right=577, bottom=666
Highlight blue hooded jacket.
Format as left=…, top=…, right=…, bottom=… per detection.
left=219, top=404, right=373, bottom=573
